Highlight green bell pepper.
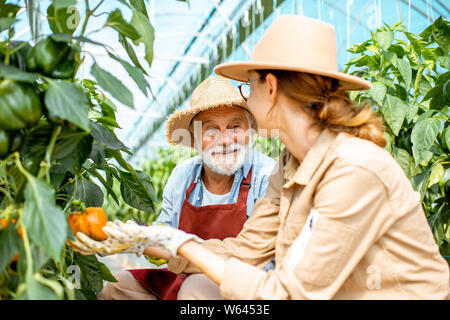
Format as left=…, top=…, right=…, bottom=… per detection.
left=0, top=80, right=42, bottom=130
left=26, top=37, right=79, bottom=79
left=50, top=45, right=80, bottom=79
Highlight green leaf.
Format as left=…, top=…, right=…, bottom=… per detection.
left=411, top=117, right=441, bottom=166
left=396, top=59, right=412, bottom=89
left=129, top=0, right=149, bottom=16
left=437, top=54, right=450, bottom=70
left=45, top=80, right=91, bottom=132
left=432, top=16, right=450, bottom=53
left=49, top=163, right=67, bottom=189
left=405, top=32, right=423, bottom=56
left=418, top=77, right=432, bottom=97
left=88, top=167, right=120, bottom=205
left=0, top=17, right=17, bottom=31
left=53, top=130, right=88, bottom=161
left=0, top=3, right=20, bottom=18
left=411, top=168, right=431, bottom=200
left=347, top=55, right=368, bottom=66
left=388, top=44, right=405, bottom=58
left=107, top=51, right=149, bottom=96
left=375, top=31, right=394, bottom=50
left=130, top=9, right=155, bottom=68
left=74, top=253, right=104, bottom=294
left=89, top=143, right=105, bottom=170
left=73, top=134, right=94, bottom=172
left=0, top=222, right=21, bottom=271
left=119, top=170, right=156, bottom=212
left=392, top=147, right=412, bottom=178
left=405, top=101, right=419, bottom=124
left=422, top=84, right=443, bottom=103
left=22, top=176, right=68, bottom=260
left=442, top=125, right=450, bottom=151
left=98, top=261, right=117, bottom=282
left=118, top=34, right=148, bottom=75
left=22, top=275, right=59, bottom=300
left=444, top=80, right=450, bottom=104
left=74, top=289, right=98, bottom=300
left=55, top=134, right=93, bottom=175
left=382, top=94, right=407, bottom=136
left=91, top=62, right=134, bottom=109
left=429, top=163, right=444, bottom=187
left=381, top=49, right=397, bottom=67
left=428, top=204, right=445, bottom=246
left=347, top=40, right=371, bottom=54
left=104, top=9, right=140, bottom=41
left=446, top=223, right=450, bottom=243
left=95, top=116, right=121, bottom=129
left=90, top=122, right=127, bottom=150
left=419, top=24, right=433, bottom=41
left=0, top=63, right=41, bottom=82
left=68, top=177, right=104, bottom=208
left=368, top=81, right=387, bottom=106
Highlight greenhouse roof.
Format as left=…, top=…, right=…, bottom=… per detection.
left=6, top=0, right=449, bottom=163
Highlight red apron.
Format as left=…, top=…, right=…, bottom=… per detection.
left=128, top=168, right=252, bottom=300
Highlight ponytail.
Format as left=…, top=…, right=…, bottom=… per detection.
left=257, top=70, right=387, bottom=148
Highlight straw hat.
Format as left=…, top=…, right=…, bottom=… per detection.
left=165, top=75, right=247, bottom=148
left=214, top=15, right=371, bottom=91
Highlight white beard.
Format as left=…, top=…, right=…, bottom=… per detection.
left=202, top=143, right=248, bottom=176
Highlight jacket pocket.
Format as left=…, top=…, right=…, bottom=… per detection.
left=288, top=212, right=355, bottom=286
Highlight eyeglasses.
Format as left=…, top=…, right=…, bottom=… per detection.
left=238, top=77, right=262, bottom=101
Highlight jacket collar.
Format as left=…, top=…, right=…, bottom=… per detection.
left=283, top=129, right=337, bottom=188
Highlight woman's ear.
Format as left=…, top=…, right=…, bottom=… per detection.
left=265, top=73, right=278, bottom=105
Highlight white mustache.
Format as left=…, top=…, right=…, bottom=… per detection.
left=201, top=143, right=247, bottom=176
left=206, top=143, right=243, bottom=156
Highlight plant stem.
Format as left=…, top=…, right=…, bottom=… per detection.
left=38, top=125, right=61, bottom=182
left=57, top=167, right=87, bottom=193
left=80, top=0, right=105, bottom=37
left=14, top=152, right=33, bottom=181
left=17, top=208, right=34, bottom=293
left=34, top=273, right=64, bottom=299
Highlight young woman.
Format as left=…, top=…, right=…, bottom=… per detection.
left=70, top=15, right=449, bottom=299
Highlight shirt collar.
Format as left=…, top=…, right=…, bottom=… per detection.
left=283, top=129, right=337, bottom=188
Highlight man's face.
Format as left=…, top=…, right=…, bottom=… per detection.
left=192, top=106, right=252, bottom=176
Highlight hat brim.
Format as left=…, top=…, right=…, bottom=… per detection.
left=214, top=61, right=372, bottom=91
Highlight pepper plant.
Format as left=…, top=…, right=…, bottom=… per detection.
left=345, top=17, right=450, bottom=264
left=0, top=0, right=158, bottom=299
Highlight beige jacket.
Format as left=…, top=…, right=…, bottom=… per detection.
left=168, top=129, right=450, bottom=299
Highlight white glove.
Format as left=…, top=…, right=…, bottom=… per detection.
left=66, top=220, right=203, bottom=257
left=104, top=220, right=203, bottom=256
left=66, top=223, right=147, bottom=256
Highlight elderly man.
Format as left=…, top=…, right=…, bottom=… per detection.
left=99, top=76, right=275, bottom=300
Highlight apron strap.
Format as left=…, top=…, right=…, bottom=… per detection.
left=184, top=167, right=253, bottom=204
left=236, top=167, right=252, bottom=204
left=184, top=174, right=197, bottom=201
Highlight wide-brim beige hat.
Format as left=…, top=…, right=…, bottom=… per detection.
left=165, top=75, right=246, bottom=148
left=214, top=15, right=371, bottom=91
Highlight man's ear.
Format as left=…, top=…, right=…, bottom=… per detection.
left=191, top=120, right=203, bottom=151
left=265, top=73, right=278, bottom=105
